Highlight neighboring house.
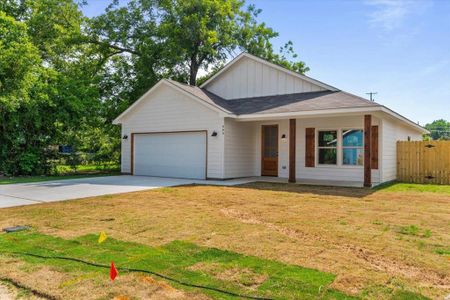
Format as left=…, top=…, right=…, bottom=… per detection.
left=113, top=52, right=427, bottom=187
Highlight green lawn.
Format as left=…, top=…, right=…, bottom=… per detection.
left=377, top=182, right=450, bottom=194
left=0, top=164, right=120, bottom=185
left=0, top=231, right=354, bottom=300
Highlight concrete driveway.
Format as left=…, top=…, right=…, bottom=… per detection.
left=0, top=175, right=254, bottom=209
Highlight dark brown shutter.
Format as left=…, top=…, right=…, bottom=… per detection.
left=305, top=128, right=315, bottom=167
left=371, top=125, right=379, bottom=170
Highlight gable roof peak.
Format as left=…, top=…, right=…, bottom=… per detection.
left=200, top=51, right=339, bottom=92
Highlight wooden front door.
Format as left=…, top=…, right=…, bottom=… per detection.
left=261, top=125, right=279, bottom=176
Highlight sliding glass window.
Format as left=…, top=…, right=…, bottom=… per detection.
left=342, top=129, right=363, bottom=166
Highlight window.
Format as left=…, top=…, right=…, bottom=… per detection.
left=318, top=130, right=337, bottom=164
left=342, top=129, right=363, bottom=165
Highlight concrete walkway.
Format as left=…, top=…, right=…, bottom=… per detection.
left=0, top=175, right=255, bottom=209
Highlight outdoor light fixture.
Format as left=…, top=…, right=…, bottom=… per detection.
left=122, top=135, right=128, bottom=140
left=211, top=131, right=218, bottom=137
left=281, top=134, right=287, bottom=141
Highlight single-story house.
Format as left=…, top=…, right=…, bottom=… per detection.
left=113, top=52, right=427, bottom=187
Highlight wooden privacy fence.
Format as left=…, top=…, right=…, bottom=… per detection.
left=397, top=141, right=450, bottom=184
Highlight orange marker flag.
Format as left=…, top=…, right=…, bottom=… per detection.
left=110, top=262, right=118, bottom=281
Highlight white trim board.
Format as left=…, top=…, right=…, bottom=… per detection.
left=234, top=106, right=427, bottom=134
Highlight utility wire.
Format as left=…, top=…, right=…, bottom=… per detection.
left=0, top=251, right=274, bottom=300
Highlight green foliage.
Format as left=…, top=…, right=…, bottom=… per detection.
left=0, top=231, right=355, bottom=299
left=424, top=119, right=450, bottom=140
left=1, top=0, right=309, bottom=176
left=0, top=164, right=119, bottom=185
left=17, top=152, right=41, bottom=175
left=88, top=0, right=308, bottom=86
left=0, top=11, right=40, bottom=109
left=0, top=0, right=102, bottom=175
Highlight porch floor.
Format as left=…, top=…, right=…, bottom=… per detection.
left=226, top=177, right=367, bottom=188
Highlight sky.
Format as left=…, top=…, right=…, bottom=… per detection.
left=81, top=0, right=450, bottom=125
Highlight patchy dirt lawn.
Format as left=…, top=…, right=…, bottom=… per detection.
left=0, top=182, right=448, bottom=299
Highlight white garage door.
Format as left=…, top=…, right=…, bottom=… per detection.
left=133, top=131, right=206, bottom=179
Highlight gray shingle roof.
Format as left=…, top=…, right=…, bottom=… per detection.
left=217, top=91, right=381, bottom=115
left=167, top=79, right=380, bottom=115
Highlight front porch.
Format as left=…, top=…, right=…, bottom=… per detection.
left=222, top=113, right=381, bottom=187
left=233, top=176, right=367, bottom=188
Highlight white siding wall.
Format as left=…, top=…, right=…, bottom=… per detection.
left=120, top=84, right=224, bottom=178
left=223, top=116, right=385, bottom=184
left=205, top=56, right=326, bottom=99
left=223, top=119, right=290, bottom=178
left=223, top=119, right=258, bottom=178
left=296, top=116, right=381, bottom=184
left=381, top=118, right=422, bottom=182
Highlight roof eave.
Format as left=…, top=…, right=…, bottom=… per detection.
left=164, top=80, right=233, bottom=115
left=380, top=106, right=429, bottom=134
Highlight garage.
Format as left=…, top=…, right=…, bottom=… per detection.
left=132, top=131, right=207, bottom=179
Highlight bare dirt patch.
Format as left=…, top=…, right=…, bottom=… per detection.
left=0, top=283, right=15, bottom=300
left=220, top=207, right=448, bottom=288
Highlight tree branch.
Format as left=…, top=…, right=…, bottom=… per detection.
left=86, top=39, right=141, bottom=56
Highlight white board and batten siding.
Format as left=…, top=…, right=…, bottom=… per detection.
left=205, top=56, right=327, bottom=100
left=381, top=118, right=422, bottom=182
left=120, top=84, right=224, bottom=178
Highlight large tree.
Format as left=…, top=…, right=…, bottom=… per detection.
left=0, top=11, right=40, bottom=109
left=0, top=11, right=43, bottom=174
left=0, top=0, right=103, bottom=175
left=425, top=119, right=450, bottom=140
left=88, top=0, right=308, bottom=87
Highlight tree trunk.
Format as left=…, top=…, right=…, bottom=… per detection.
left=189, top=62, right=198, bottom=86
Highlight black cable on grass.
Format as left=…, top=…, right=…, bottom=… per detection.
left=1, top=251, right=274, bottom=300
left=0, top=277, right=58, bottom=300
